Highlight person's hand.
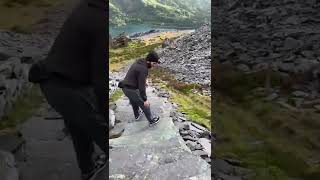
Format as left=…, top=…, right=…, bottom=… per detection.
left=144, top=101, right=150, bottom=107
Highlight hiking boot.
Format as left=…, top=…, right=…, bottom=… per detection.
left=81, top=154, right=106, bottom=180
left=135, top=109, right=144, bottom=121
left=149, top=116, right=160, bottom=127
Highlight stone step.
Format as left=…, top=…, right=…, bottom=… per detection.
left=109, top=140, right=210, bottom=180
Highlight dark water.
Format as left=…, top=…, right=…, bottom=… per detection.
left=109, top=23, right=194, bottom=36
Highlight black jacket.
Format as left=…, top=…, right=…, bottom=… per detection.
left=43, top=0, right=108, bottom=118
left=119, top=59, right=149, bottom=101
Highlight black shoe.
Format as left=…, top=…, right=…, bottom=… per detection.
left=135, top=109, right=144, bottom=121
left=149, top=116, right=160, bottom=127
left=81, top=154, right=106, bottom=180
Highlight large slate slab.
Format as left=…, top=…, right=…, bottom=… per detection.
left=109, top=87, right=210, bottom=179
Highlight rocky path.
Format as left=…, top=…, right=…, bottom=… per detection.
left=15, top=96, right=105, bottom=180
left=109, top=86, right=211, bottom=180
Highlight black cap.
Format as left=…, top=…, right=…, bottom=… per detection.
left=146, top=51, right=159, bottom=63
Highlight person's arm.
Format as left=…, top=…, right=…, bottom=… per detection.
left=138, top=70, right=148, bottom=102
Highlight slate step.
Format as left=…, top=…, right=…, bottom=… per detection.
left=109, top=86, right=210, bottom=179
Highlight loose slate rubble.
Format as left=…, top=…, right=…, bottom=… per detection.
left=212, top=0, right=320, bottom=112
left=156, top=24, right=211, bottom=96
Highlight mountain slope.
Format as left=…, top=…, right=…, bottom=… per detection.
left=109, top=0, right=211, bottom=27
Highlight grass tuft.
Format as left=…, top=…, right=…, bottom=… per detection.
left=0, top=85, right=43, bottom=130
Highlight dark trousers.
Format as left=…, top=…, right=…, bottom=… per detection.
left=122, top=88, right=153, bottom=122
left=40, top=77, right=107, bottom=174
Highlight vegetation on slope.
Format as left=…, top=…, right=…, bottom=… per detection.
left=149, top=67, right=211, bottom=129
left=214, top=63, right=320, bottom=180
left=0, top=85, right=43, bottom=131
left=109, top=31, right=184, bottom=72
left=0, top=0, right=64, bottom=32
left=109, top=0, right=211, bottom=27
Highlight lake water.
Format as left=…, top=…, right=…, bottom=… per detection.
left=109, top=23, right=195, bottom=36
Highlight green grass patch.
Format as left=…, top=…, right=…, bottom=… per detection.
left=149, top=67, right=211, bottom=129
left=109, top=41, right=161, bottom=72
left=215, top=90, right=320, bottom=179
left=109, top=89, right=123, bottom=105
left=0, top=85, right=43, bottom=130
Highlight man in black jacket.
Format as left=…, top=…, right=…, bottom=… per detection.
left=28, top=0, right=107, bottom=180
left=118, top=51, right=160, bottom=126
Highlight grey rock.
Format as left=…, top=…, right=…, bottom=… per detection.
left=283, top=37, right=301, bottom=50
left=179, top=130, right=189, bottom=136
left=277, top=101, right=299, bottom=111
left=188, top=130, right=201, bottom=138
left=197, top=138, right=211, bottom=157
left=191, top=122, right=208, bottom=132
left=195, top=143, right=203, bottom=150
left=185, top=140, right=197, bottom=151
left=264, top=93, right=278, bottom=101
left=109, top=109, right=116, bottom=130
left=0, top=62, right=12, bottom=78
left=183, top=135, right=198, bottom=142
left=0, top=150, right=19, bottom=180
left=302, top=99, right=320, bottom=108
left=292, top=91, right=309, bottom=98
left=109, top=122, right=125, bottom=139
left=192, top=150, right=208, bottom=158
left=236, top=64, right=250, bottom=72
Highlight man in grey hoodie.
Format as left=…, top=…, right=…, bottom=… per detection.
left=118, top=51, right=160, bottom=126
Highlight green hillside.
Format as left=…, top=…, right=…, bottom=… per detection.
left=109, top=0, right=211, bottom=27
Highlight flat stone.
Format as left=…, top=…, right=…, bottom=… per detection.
left=180, top=130, right=189, bottom=136
left=178, top=116, right=187, bottom=122
left=197, top=138, right=211, bottom=157
left=189, top=124, right=205, bottom=134
left=264, top=93, right=278, bottom=101
left=0, top=150, right=19, bottom=180
left=190, top=122, right=208, bottom=132
left=192, top=150, right=208, bottom=158
left=109, top=123, right=125, bottom=139
left=109, top=86, right=210, bottom=179
left=109, top=109, right=116, bottom=130
left=195, top=143, right=203, bottom=150
left=183, top=135, right=198, bottom=142
left=185, top=140, right=197, bottom=151
left=292, top=91, right=309, bottom=98
left=277, top=101, right=299, bottom=112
